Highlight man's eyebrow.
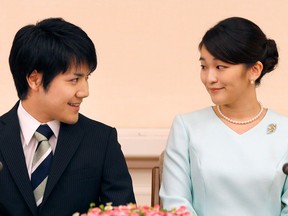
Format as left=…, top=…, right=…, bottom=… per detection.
left=74, top=72, right=90, bottom=77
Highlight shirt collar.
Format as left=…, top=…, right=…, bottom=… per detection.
left=17, top=101, right=60, bottom=146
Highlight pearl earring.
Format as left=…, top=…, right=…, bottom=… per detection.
left=250, top=80, right=255, bottom=85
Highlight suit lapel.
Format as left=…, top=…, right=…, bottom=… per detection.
left=0, top=103, right=85, bottom=212
left=0, top=103, right=38, bottom=215
left=43, top=122, right=84, bottom=203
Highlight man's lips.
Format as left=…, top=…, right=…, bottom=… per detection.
left=68, top=102, right=81, bottom=107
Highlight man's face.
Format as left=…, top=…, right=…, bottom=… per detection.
left=31, top=64, right=91, bottom=124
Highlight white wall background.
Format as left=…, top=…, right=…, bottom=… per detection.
left=1, top=0, right=288, bottom=206
left=1, top=0, right=288, bottom=129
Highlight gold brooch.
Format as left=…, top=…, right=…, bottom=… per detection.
left=267, top=123, right=277, bottom=134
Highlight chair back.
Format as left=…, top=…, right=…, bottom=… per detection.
left=151, top=151, right=164, bottom=206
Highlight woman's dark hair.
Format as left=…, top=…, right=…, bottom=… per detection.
left=9, top=17, right=97, bottom=99
left=199, top=17, right=278, bottom=85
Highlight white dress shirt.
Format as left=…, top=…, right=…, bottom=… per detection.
left=17, top=101, right=60, bottom=178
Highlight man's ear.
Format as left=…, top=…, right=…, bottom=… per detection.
left=248, top=61, right=263, bottom=83
left=26, top=70, right=42, bottom=91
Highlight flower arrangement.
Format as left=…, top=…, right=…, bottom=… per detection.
left=73, top=203, right=190, bottom=216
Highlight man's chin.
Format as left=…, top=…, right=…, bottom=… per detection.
left=62, top=116, right=79, bottom=125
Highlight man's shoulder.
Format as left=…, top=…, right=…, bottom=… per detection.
left=0, top=102, right=19, bottom=126
left=77, top=113, right=114, bottom=131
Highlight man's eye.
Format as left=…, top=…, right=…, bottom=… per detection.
left=71, top=78, right=79, bottom=83
left=216, top=65, right=226, bottom=70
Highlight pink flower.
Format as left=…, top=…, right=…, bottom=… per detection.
left=73, top=203, right=191, bottom=216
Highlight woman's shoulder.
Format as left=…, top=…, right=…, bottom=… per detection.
left=264, top=109, right=288, bottom=136
left=172, top=107, right=215, bottom=128
left=178, top=106, right=214, bottom=120
left=266, top=109, right=288, bottom=125
left=267, top=109, right=288, bottom=120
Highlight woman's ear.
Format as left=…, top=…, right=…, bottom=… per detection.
left=248, top=61, right=263, bottom=83
left=26, top=70, right=42, bottom=91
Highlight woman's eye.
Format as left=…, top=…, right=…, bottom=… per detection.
left=200, top=65, right=206, bottom=69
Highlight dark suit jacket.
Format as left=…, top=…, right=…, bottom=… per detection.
left=0, top=102, right=136, bottom=216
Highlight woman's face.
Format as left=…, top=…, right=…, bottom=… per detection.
left=199, top=45, right=252, bottom=106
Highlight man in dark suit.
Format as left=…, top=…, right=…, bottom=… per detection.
left=0, top=17, right=135, bottom=216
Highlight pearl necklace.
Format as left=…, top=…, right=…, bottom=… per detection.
left=217, top=102, right=264, bottom=125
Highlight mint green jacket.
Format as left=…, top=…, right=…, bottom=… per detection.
left=160, top=107, right=288, bottom=216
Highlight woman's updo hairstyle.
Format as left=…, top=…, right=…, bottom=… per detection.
left=199, top=17, right=279, bottom=85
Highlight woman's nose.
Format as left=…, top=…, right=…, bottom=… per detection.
left=207, top=69, right=218, bottom=83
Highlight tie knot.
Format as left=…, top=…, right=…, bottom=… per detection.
left=35, top=124, right=53, bottom=141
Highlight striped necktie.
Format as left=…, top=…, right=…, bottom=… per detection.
left=31, top=124, right=53, bottom=207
